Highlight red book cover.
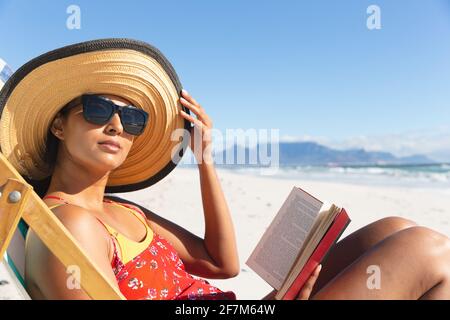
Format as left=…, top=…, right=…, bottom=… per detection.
left=281, top=208, right=351, bottom=300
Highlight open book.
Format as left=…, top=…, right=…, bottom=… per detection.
left=246, top=186, right=351, bottom=300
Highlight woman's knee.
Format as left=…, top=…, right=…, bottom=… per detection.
left=338, top=216, right=417, bottom=252
left=372, top=216, right=417, bottom=233
left=404, top=226, right=450, bottom=250
left=399, top=226, right=450, bottom=275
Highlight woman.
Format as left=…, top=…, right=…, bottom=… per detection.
left=1, top=39, right=450, bottom=300
left=24, top=92, right=239, bottom=300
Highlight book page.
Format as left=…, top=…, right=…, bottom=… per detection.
left=246, top=187, right=323, bottom=290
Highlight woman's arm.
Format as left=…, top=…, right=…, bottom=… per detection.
left=196, top=161, right=240, bottom=277
left=179, top=89, right=240, bottom=278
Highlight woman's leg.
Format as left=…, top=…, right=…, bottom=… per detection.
left=260, top=216, right=416, bottom=299
left=311, top=216, right=416, bottom=295
left=311, top=226, right=450, bottom=299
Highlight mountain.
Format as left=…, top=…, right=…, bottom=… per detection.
left=214, top=141, right=435, bottom=166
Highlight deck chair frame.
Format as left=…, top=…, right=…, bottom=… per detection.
left=0, top=152, right=125, bottom=299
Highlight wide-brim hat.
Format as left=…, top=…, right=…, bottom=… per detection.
left=0, top=38, right=191, bottom=193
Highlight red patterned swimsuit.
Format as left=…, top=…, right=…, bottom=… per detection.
left=43, top=196, right=237, bottom=300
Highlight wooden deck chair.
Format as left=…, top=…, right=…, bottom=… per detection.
left=0, top=151, right=126, bottom=299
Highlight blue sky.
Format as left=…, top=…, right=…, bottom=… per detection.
left=1, top=0, right=450, bottom=160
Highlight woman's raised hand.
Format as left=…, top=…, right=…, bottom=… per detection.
left=179, top=89, right=214, bottom=165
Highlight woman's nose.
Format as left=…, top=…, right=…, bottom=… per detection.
left=106, top=112, right=123, bottom=134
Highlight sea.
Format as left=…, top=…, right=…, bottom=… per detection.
left=226, top=163, right=450, bottom=189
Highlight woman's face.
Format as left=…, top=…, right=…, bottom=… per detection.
left=51, top=94, right=135, bottom=175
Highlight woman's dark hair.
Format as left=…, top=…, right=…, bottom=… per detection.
left=24, top=97, right=80, bottom=197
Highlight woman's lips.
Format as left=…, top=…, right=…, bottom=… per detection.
left=98, top=142, right=121, bottom=153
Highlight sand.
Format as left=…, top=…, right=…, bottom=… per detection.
left=112, top=166, right=450, bottom=300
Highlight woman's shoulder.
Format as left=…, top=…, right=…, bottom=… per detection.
left=52, top=204, right=105, bottom=231
left=29, top=203, right=111, bottom=252
left=42, top=196, right=110, bottom=232
left=26, top=205, right=111, bottom=259
left=28, top=201, right=113, bottom=261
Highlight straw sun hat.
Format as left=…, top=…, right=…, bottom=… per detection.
left=0, top=38, right=191, bottom=193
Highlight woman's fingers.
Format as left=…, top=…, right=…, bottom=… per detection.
left=180, top=96, right=202, bottom=117
left=178, top=89, right=214, bottom=164
left=296, top=264, right=322, bottom=300
left=180, top=89, right=202, bottom=116
left=181, top=88, right=200, bottom=106
left=180, top=110, right=202, bottom=128
left=179, top=89, right=212, bottom=128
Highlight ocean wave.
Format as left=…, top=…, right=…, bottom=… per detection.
left=231, top=164, right=450, bottom=188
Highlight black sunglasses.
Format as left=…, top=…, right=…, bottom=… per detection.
left=79, top=94, right=149, bottom=136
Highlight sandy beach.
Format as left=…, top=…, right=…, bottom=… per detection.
left=112, top=166, right=450, bottom=300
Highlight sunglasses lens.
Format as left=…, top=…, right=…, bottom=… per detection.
left=122, top=108, right=148, bottom=135
left=83, top=97, right=113, bottom=125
